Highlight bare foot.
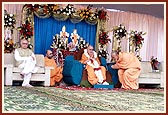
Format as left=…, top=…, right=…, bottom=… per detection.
left=22, top=84, right=33, bottom=87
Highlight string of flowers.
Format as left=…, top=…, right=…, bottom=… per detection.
left=23, top=4, right=108, bottom=23
left=4, top=10, right=16, bottom=53
left=129, top=30, right=146, bottom=52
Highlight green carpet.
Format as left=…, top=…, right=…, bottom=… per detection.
left=3, top=86, right=165, bottom=112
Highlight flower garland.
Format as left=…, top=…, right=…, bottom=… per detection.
left=23, top=4, right=108, bottom=24
left=129, top=30, right=146, bottom=51
left=4, top=10, right=16, bottom=53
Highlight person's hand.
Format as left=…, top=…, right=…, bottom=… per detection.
left=111, top=64, right=119, bottom=69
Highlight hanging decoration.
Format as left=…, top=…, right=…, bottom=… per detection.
left=22, top=4, right=108, bottom=25
left=112, top=24, right=127, bottom=52
left=4, top=10, right=16, bottom=53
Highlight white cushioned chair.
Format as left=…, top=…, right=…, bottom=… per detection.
left=4, top=53, right=53, bottom=86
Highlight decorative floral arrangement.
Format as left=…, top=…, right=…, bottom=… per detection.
left=62, top=4, right=75, bottom=16
left=98, top=8, right=108, bottom=21
left=99, top=30, right=110, bottom=45
left=78, top=5, right=93, bottom=19
left=33, top=4, right=51, bottom=15
left=4, top=38, right=14, bottom=53
left=4, top=10, right=16, bottom=53
left=77, top=37, right=89, bottom=50
left=51, top=34, right=67, bottom=50
left=17, top=20, right=33, bottom=40
left=129, top=30, right=146, bottom=51
left=23, top=4, right=108, bottom=25
left=4, top=27, right=14, bottom=53
left=113, top=24, right=127, bottom=40
left=4, top=10, right=16, bottom=29
left=98, top=45, right=109, bottom=59
left=98, top=49, right=109, bottom=59
left=150, top=56, right=159, bottom=70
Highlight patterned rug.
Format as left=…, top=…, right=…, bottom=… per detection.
left=3, top=86, right=165, bottom=112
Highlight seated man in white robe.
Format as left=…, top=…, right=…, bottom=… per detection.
left=14, top=39, right=38, bottom=87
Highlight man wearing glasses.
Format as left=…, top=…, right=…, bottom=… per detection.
left=14, top=39, right=38, bottom=87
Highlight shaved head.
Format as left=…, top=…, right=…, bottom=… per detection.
left=111, top=50, right=119, bottom=61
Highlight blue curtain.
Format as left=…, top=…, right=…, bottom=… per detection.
left=34, top=15, right=97, bottom=55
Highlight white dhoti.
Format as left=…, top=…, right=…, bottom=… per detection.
left=18, top=57, right=38, bottom=74
left=88, top=59, right=109, bottom=85
left=18, top=57, right=38, bottom=86
left=94, top=69, right=104, bottom=83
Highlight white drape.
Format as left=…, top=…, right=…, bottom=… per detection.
left=106, top=11, right=164, bottom=62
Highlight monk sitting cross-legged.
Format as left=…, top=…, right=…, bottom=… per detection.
left=80, top=45, right=109, bottom=85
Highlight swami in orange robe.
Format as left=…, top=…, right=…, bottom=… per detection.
left=44, top=55, right=63, bottom=86
left=111, top=52, right=141, bottom=89
left=80, top=46, right=109, bottom=85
